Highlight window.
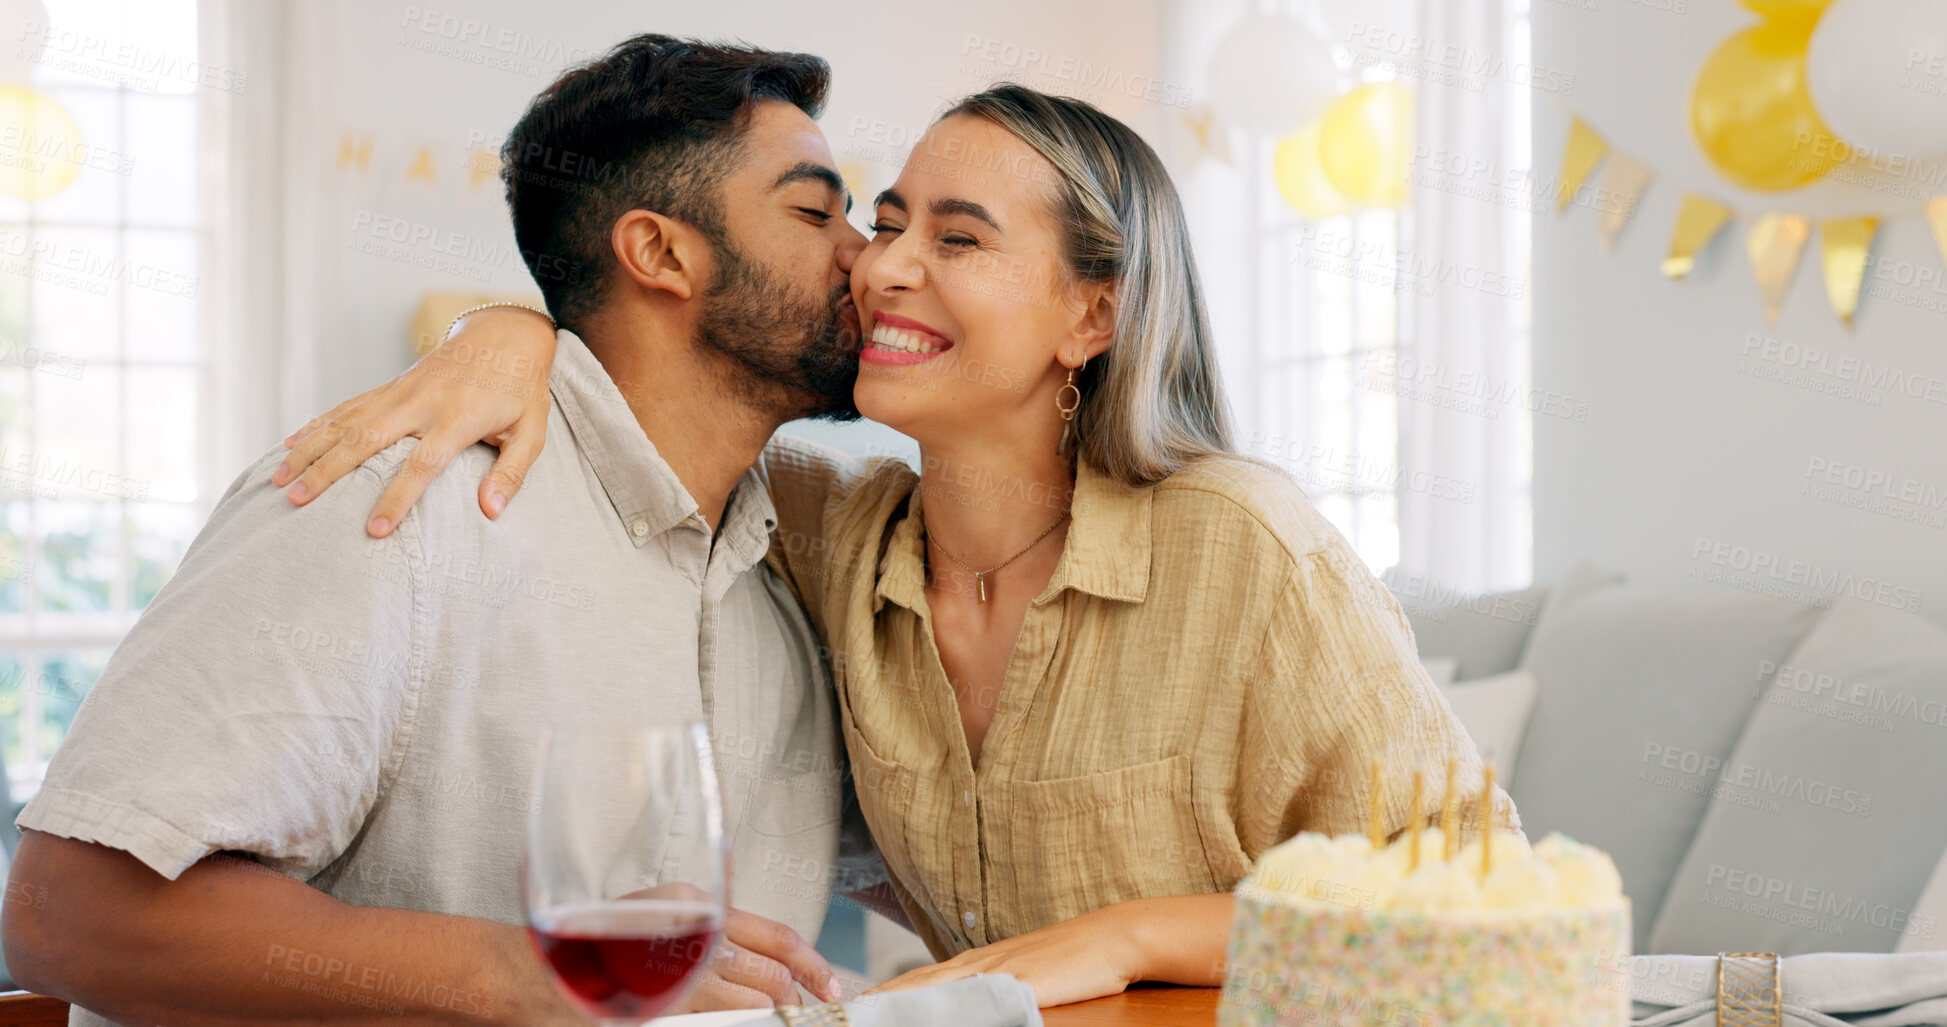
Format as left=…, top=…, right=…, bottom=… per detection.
left=1182, top=0, right=1534, bottom=594
left=0, top=0, right=205, bottom=806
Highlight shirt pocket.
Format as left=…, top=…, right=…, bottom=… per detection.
left=731, top=768, right=845, bottom=927
left=999, top=755, right=1219, bottom=936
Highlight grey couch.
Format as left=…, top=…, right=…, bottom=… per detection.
left=1401, top=564, right=1947, bottom=957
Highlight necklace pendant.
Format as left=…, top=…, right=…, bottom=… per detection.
left=976, top=573, right=988, bottom=603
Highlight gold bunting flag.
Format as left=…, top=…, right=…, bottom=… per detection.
left=1927, top=196, right=1947, bottom=271
left=1597, top=153, right=1653, bottom=251
left=1746, top=214, right=1811, bottom=325
left=1558, top=117, right=1608, bottom=213
left=1662, top=194, right=1735, bottom=280
left=1820, top=217, right=1879, bottom=329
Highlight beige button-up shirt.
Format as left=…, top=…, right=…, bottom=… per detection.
left=24, top=333, right=845, bottom=1026
left=760, top=435, right=1516, bottom=959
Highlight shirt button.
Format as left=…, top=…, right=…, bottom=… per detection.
left=630, top=520, right=649, bottom=537
left=962, top=910, right=977, bottom=930
left=962, top=789, right=971, bottom=807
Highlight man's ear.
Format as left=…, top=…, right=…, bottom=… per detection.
left=611, top=210, right=703, bottom=301
left=1068, top=281, right=1117, bottom=364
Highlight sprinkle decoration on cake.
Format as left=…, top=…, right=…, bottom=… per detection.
left=1219, top=763, right=1632, bottom=1027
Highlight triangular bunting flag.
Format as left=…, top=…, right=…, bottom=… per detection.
left=1926, top=196, right=1947, bottom=271
left=1559, top=116, right=1608, bottom=213
left=1820, top=217, right=1879, bottom=329
left=1746, top=214, right=1811, bottom=325
left=1597, top=153, right=1653, bottom=251
left=1662, top=194, right=1734, bottom=280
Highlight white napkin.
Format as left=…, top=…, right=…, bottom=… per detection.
left=726, top=974, right=1042, bottom=1027
left=1630, top=952, right=1947, bottom=1026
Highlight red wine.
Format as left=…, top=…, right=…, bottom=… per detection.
left=530, top=900, right=722, bottom=1020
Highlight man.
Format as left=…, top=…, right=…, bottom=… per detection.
left=4, top=34, right=877, bottom=1025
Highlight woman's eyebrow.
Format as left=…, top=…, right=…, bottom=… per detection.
left=931, top=198, right=1001, bottom=231
left=869, top=188, right=1001, bottom=231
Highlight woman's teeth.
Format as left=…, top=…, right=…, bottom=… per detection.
left=870, top=324, right=947, bottom=354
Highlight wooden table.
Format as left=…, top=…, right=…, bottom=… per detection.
left=0, top=987, right=1220, bottom=1025
left=1042, top=986, right=1218, bottom=1025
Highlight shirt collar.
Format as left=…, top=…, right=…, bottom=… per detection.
left=549, top=330, right=779, bottom=553
left=873, top=457, right=1151, bottom=614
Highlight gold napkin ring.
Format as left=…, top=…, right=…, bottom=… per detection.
left=777, top=1002, right=852, bottom=1027
left=1718, top=951, right=1782, bottom=1027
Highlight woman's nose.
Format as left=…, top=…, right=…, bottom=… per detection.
left=862, top=231, right=925, bottom=294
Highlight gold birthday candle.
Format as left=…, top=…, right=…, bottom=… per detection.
left=1441, top=758, right=1458, bottom=861
left=1479, top=765, right=1496, bottom=882
left=1408, top=771, right=1424, bottom=872
left=1368, top=760, right=1385, bottom=851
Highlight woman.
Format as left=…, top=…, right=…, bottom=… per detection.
left=275, top=84, right=1515, bottom=1006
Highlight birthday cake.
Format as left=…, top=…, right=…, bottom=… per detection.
left=1219, top=827, right=1632, bottom=1027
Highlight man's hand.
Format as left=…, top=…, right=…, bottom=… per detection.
left=670, top=906, right=842, bottom=1012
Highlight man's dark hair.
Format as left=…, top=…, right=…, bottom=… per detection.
left=501, top=34, right=830, bottom=329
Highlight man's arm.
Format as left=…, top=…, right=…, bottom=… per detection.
left=4, top=833, right=583, bottom=1026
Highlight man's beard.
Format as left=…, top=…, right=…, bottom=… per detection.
left=694, top=239, right=861, bottom=423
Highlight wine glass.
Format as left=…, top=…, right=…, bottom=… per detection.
left=525, top=720, right=728, bottom=1024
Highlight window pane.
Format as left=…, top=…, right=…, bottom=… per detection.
left=30, top=225, right=122, bottom=361
left=34, top=362, right=121, bottom=497
left=24, top=86, right=124, bottom=226
left=125, top=365, right=195, bottom=503
left=125, top=96, right=196, bottom=225
left=124, top=229, right=198, bottom=360
left=0, top=501, right=27, bottom=614
left=37, top=498, right=116, bottom=614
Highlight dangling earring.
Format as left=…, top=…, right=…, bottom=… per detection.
left=1056, top=358, right=1085, bottom=458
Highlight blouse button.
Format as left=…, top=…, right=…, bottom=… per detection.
left=630, top=520, right=649, bottom=538
left=962, top=910, right=977, bottom=930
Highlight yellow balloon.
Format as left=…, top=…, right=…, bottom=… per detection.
left=0, top=85, right=84, bottom=201
left=1736, top=0, right=1832, bottom=24
left=1274, top=121, right=1351, bottom=220
left=1689, top=23, right=1836, bottom=192
left=1319, top=83, right=1413, bottom=209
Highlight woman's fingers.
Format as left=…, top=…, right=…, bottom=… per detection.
left=284, top=407, right=424, bottom=508
left=362, top=431, right=479, bottom=537
left=478, top=422, right=545, bottom=519
left=280, top=384, right=389, bottom=456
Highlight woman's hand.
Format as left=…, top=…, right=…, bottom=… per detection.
left=864, top=906, right=1145, bottom=1009
left=272, top=306, right=558, bottom=537
left=864, top=893, right=1234, bottom=1008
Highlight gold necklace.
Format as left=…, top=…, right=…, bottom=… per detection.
left=925, top=511, right=1069, bottom=604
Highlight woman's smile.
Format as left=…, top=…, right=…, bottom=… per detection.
left=862, top=310, right=957, bottom=365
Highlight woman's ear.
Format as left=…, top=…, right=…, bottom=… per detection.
left=611, top=210, right=700, bottom=301
left=1070, top=281, right=1116, bottom=364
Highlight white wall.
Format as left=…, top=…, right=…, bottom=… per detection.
left=267, top=0, right=1172, bottom=461
left=1532, top=0, right=1947, bottom=623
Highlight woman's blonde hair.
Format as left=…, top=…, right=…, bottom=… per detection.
left=941, top=84, right=1236, bottom=486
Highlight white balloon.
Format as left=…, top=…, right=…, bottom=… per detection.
left=0, top=0, right=51, bottom=82
left=1807, top=0, right=1947, bottom=159
left=1205, top=13, right=1340, bottom=137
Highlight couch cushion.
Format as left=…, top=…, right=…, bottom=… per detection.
left=1509, top=579, right=1822, bottom=953
left=1650, top=598, right=1947, bottom=955
left=1440, top=669, right=1538, bottom=786
left=1899, top=846, right=1947, bottom=954
left=1394, top=576, right=1552, bottom=680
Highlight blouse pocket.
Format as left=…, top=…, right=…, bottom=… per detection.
left=997, top=755, right=1219, bottom=937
